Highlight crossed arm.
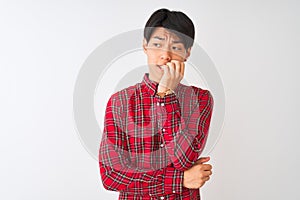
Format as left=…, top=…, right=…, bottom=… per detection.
left=99, top=89, right=213, bottom=196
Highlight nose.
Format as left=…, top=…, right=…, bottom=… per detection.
left=160, top=50, right=171, bottom=62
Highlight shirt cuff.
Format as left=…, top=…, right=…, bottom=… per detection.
left=164, top=167, right=184, bottom=195
left=155, top=93, right=181, bottom=113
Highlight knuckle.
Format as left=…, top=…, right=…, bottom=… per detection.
left=199, top=165, right=205, bottom=170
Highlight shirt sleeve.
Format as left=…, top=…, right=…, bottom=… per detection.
left=99, top=95, right=184, bottom=197
left=156, top=89, right=214, bottom=171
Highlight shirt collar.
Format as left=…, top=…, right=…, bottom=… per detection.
left=142, top=73, right=159, bottom=96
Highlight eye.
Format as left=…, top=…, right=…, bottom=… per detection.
left=153, top=43, right=161, bottom=48
left=172, top=46, right=182, bottom=51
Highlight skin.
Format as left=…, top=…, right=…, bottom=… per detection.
left=143, top=27, right=213, bottom=189
left=143, top=27, right=189, bottom=92
left=183, top=157, right=212, bottom=189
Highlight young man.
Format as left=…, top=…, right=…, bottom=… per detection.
left=99, top=8, right=214, bottom=200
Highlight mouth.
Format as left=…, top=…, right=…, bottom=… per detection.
left=156, top=65, right=163, bottom=71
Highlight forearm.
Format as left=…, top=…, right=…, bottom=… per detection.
left=100, top=152, right=184, bottom=196
left=162, top=112, right=208, bottom=171
left=156, top=90, right=213, bottom=171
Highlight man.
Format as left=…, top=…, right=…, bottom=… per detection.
left=99, top=8, right=214, bottom=200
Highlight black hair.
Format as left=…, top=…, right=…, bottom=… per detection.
left=144, top=8, right=195, bottom=49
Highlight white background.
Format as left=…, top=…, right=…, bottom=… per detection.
left=1, top=0, right=299, bottom=199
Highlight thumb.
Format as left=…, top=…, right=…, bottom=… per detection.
left=195, top=156, right=210, bottom=164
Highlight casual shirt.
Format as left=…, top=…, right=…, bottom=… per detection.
left=99, top=73, right=214, bottom=200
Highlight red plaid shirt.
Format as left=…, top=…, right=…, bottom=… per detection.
left=99, top=73, right=214, bottom=200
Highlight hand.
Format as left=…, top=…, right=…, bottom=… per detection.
left=183, top=157, right=213, bottom=189
left=157, top=60, right=185, bottom=92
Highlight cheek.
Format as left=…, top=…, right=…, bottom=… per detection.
left=146, top=52, right=158, bottom=62
left=171, top=52, right=186, bottom=61
left=174, top=56, right=185, bottom=62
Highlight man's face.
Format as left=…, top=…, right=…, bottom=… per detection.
left=143, top=27, right=191, bottom=83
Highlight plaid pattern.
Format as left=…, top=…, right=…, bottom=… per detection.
left=99, top=73, right=213, bottom=200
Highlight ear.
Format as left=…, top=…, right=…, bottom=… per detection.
left=184, top=47, right=192, bottom=61
left=143, top=38, right=148, bottom=53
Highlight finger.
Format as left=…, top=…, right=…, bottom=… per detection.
left=162, top=65, right=169, bottom=76
left=199, top=164, right=212, bottom=172
left=166, top=62, right=175, bottom=77
left=202, top=176, right=210, bottom=182
left=171, top=60, right=181, bottom=77
left=199, top=171, right=212, bottom=181
left=196, top=157, right=210, bottom=164
left=202, top=169, right=212, bottom=176
left=181, top=62, right=185, bottom=77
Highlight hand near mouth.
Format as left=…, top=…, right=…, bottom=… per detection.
left=157, top=60, right=185, bottom=93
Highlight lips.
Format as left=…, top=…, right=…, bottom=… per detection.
left=156, top=65, right=164, bottom=71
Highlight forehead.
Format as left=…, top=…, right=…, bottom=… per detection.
left=150, top=27, right=181, bottom=40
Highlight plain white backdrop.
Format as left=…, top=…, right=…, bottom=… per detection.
left=1, top=0, right=299, bottom=199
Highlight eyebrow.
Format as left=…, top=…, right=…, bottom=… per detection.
left=152, top=36, right=183, bottom=44
left=153, top=36, right=164, bottom=40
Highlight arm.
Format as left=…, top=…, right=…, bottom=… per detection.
left=156, top=88, right=214, bottom=171
left=99, top=95, right=184, bottom=196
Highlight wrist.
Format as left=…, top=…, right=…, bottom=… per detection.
left=157, top=85, right=168, bottom=93
left=156, top=88, right=175, bottom=98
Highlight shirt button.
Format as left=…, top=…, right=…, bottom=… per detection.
left=162, top=128, right=165, bottom=132
left=160, top=197, right=164, bottom=200
left=160, top=144, right=164, bottom=148
left=161, top=103, right=165, bottom=106
left=173, top=190, right=176, bottom=193
left=156, top=102, right=160, bottom=106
